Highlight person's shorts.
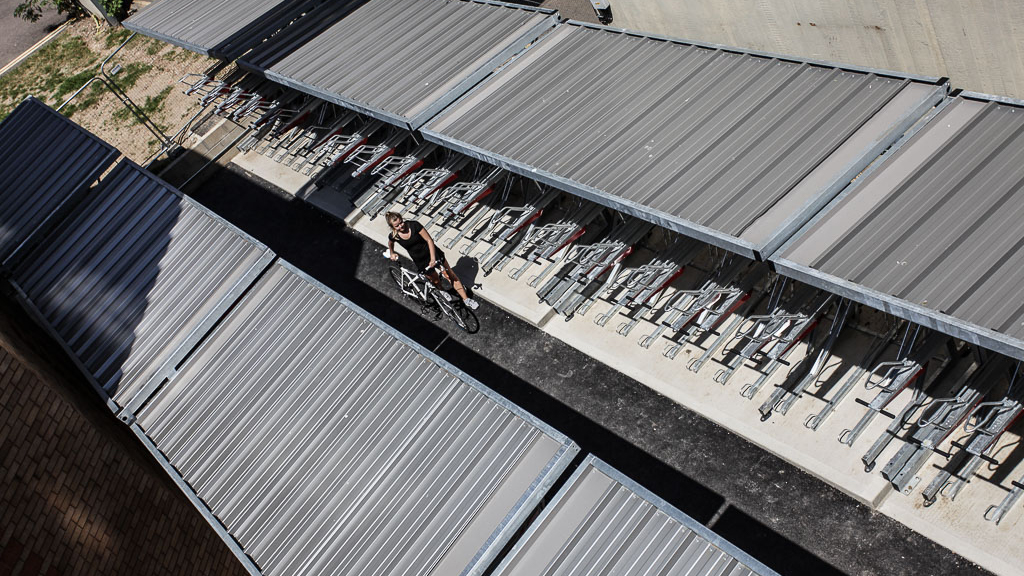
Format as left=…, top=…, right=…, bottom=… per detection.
left=414, top=250, right=446, bottom=273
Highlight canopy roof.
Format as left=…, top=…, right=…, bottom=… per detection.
left=241, top=0, right=558, bottom=129
left=136, top=260, right=579, bottom=576
left=774, top=94, right=1024, bottom=361
left=0, top=97, right=118, bottom=264
left=10, top=160, right=273, bottom=412
left=423, top=22, right=946, bottom=259
left=493, top=456, right=779, bottom=576
left=123, top=0, right=322, bottom=60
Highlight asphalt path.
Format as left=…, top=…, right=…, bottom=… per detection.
left=0, top=0, right=65, bottom=70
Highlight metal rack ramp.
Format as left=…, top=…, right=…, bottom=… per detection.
left=772, top=93, right=1024, bottom=363
left=122, top=0, right=324, bottom=61
left=238, top=0, right=559, bottom=130
left=131, top=259, right=579, bottom=576
left=7, top=159, right=274, bottom=416
left=490, top=455, right=779, bottom=576
left=0, top=97, right=119, bottom=265
left=422, top=21, right=947, bottom=260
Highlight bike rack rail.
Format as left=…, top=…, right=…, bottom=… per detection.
left=881, top=356, right=1008, bottom=493
left=535, top=218, right=653, bottom=321
left=355, top=142, right=441, bottom=218
left=396, top=156, right=472, bottom=217
left=839, top=331, right=952, bottom=447
left=758, top=298, right=853, bottom=420
left=986, top=472, right=1024, bottom=525
left=707, top=282, right=826, bottom=388
left=505, top=202, right=605, bottom=281
left=344, top=131, right=411, bottom=177
left=594, top=237, right=704, bottom=332
left=921, top=364, right=1024, bottom=505
left=804, top=323, right=899, bottom=431
left=464, top=186, right=561, bottom=259
left=422, top=166, right=506, bottom=232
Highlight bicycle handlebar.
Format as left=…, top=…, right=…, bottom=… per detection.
left=383, top=250, right=443, bottom=273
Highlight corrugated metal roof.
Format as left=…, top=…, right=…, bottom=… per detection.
left=236, top=0, right=368, bottom=73
left=492, top=455, right=778, bottom=576
left=423, top=22, right=945, bottom=259
left=10, top=160, right=273, bottom=412
left=136, top=259, right=578, bottom=576
left=775, top=95, right=1024, bottom=361
left=122, top=0, right=322, bottom=60
left=0, top=97, right=118, bottom=264
left=248, top=0, right=558, bottom=129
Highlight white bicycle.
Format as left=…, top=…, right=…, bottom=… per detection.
left=386, top=252, right=480, bottom=333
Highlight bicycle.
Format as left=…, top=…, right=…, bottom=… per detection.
left=385, top=252, right=480, bottom=333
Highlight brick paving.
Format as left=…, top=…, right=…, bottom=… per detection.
left=0, top=344, right=248, bottom=576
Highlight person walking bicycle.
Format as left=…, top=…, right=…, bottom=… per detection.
left=386, top=211, right=480, bottom=310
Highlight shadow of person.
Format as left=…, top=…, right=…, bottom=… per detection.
left=453, top=255, right=481, bottom=291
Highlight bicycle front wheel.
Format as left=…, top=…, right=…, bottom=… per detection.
left=433, top=292, right=480, bottom=334
left=388, top=266, right=404, bottom=291
left=454, top=303, right=480, bottom=334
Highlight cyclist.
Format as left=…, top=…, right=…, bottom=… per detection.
left=386, top=212, right=480, bottom=310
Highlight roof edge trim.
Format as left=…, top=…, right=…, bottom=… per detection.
left=262, top=71, right=414, bottom=130
left=959, top=90, right=1024, bottom=109
left=563, top=20, right=942, bottom=83
left=119, top=22, right=215, bottom=57
left=420, top=129, right=760, bottom=259
left=129, top=423, right=264, bottom=575
left=772, top=258, right=1024, bottom=362
left=465, top=0, right=557, bottom=16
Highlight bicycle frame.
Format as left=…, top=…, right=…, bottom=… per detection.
left=394, top=265, right=437, bottom=304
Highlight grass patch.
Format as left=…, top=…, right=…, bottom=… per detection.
left=104, top=27, right=132, bottom=49
left=0, top=33, right=99, bottom=118
left=145, top=38, right=165, bottom=55
left=60, top=82, right=106, bottom=118
left=112, top=85, right=173, bottom=125
left=53, top=67, right=98, bottom=102
left=113, top=62, right=153, bottom=90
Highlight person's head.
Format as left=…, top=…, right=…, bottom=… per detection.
left=385, top=212, right=408, bottom=234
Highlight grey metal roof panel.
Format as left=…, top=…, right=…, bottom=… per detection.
left=136, top=260, right=578, bottom=576
left=9, top=160, right=274, bottom=411
left=492, top=455, right=778, bottom=576
left=256, top=0, right=558, bottom=129
left=235, top=0, right=366, bottom=74
left=122, top=0, right=322, bottom=60
left=423, top=22, right=945, bottom=259
left=0, top=97, right=118, bottom=264
left=775, top=95, right=1024, bottom=360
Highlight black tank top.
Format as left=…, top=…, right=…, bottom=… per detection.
left=390, top=221, right=442, bottom=269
